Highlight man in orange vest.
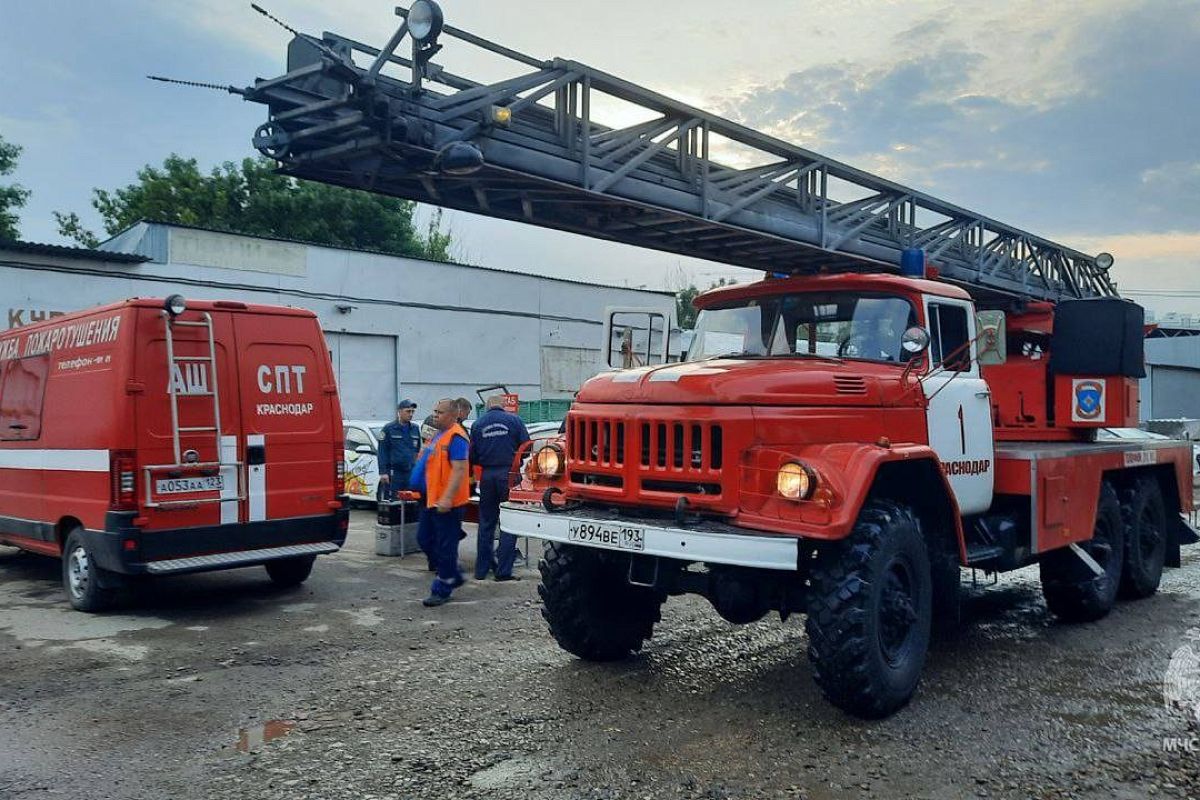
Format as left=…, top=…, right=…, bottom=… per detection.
left=419, top=398, right=471, bottom=607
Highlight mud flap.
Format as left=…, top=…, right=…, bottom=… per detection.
left=1167, top=513, right=1199, bottom=569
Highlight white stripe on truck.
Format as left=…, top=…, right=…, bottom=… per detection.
left=219, top=435, right=239, bottom=525
left=248, top=434, right=266, bottom=522
left=0, top=449, right=110, bottom=472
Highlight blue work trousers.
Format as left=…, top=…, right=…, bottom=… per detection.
left=428, top=506, right=466, bottom=598
left=416, top=503, right=436, bottom=571
left=476, top=467, right=517, bottom=579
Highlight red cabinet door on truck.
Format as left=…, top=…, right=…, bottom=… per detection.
left=233, top=312, right=337, bottom=523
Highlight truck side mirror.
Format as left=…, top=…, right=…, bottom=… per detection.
left=976, top=310, right=1007, bottom=366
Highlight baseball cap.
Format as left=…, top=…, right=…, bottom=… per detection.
left=397, top=399, right=417, bottom=410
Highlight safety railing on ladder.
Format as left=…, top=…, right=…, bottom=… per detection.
left=143, top=310, right=246, bottom=509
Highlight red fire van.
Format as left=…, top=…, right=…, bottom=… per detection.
left=0, top=295, right=348, bottom=611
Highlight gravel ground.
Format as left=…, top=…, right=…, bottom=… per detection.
left=3, top=509, right=1200, bottom=800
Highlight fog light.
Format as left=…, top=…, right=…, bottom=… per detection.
left=777, top=462, right=815, bottom=500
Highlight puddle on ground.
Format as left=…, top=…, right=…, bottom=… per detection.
left=237, top=719, right=296, bottom=753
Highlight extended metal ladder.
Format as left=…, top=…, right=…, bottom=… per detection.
left=231, top=5, right=1119, bottom=306
left=144, top=310, right=243, bottom=509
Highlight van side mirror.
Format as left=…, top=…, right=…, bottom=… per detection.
left=976, top=310, right=1007, bottom=366
left=355, top=444, right=375, bottom=455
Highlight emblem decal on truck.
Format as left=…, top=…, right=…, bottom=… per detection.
left=1072, top=379, right=1105, bottom=422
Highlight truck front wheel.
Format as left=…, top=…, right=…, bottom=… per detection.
left=805, top=499, right=932, bottom=719
left=1040, top=481, right=1124, bottom=622
left=538, top=542, right=664, bottom=661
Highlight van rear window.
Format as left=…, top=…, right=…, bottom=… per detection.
left=0, top=354, right=50, bottom=441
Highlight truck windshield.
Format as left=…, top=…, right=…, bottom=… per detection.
left=687, top=292, right=917, bottom=364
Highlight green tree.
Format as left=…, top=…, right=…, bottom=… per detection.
left=675, top=277, right=736, bottom=329
left=59, top=155, right=452, bottom=260
left=0, top=136, right=31, bottom=241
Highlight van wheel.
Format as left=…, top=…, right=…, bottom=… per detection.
left=63, top=529, right=117, bottom=612
left=1119, top=477, right=1166, bottom=599
left=538, top=543, right=664, bottom=661
left=265, top=556, right=316, bottom=587
left=1041, top=481, right=1124, bottom=622
left=805, top=499, right=932, bottom=719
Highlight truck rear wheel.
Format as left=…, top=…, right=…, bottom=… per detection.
left=63, top=529, right=117, bottom=613
left=1119, top=476, right=1166, bottom=599
left=264, top=555, right=316, bottom=587
left=1041, top=481, right=1124, bottom=622
left=805, top=499, right=932, bottom=719
left=538, top=542, right=664, bottom=661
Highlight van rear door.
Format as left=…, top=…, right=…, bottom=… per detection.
left=233, top=311, right=336, bottom=522
left=134, top=306, right=243, bottom=529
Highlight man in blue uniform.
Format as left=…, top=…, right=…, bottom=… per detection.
left=469, top=396, right=530, bottom=581
left=377, top=400, right=420, bottom=500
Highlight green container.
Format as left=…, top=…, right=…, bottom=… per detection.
left=474, top=399, right=573, bottom=424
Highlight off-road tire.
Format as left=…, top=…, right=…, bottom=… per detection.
left=63, top=529, right=118, bottom=612
left=538, top=542, right=664, bottom=661
left=264, top=555, right=316, bottom=587
left=805, top=499, right=932, bottom=719
left=1119, top=476, right=1166, bottom=599
left=1041, top=481, right=1124, bottom=622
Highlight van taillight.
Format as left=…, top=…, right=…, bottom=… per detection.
left=334, top=445, right=346, bottom=496
left=111, top=451, right=137, bottom=511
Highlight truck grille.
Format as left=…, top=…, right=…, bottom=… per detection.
left=568, top=413, right=726, bottom=498
left=638, top=421, right=723, bottom=471
left=567, top=417, right=627, bottom=466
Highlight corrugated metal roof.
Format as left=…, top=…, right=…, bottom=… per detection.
left=0, top=239, right=148, bottom=264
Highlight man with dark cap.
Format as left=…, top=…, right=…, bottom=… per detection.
left=377, top=400, right=420, bottom=500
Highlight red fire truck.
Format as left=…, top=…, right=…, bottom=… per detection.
left=0, top=296, right=349, bottom=611
left=229, top=1, right=1197, bottom=716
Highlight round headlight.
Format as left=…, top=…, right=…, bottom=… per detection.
left=777, top=462, right=814, bottom=500
left=536, top=446, right=563, bottom=477
left=164, top=294, right=187, bottom=317
left=408, top=0, right=444, bottom=43
left=1095, top=252, right=1115, bottom=271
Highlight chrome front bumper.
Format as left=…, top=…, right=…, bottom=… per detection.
left=500, top=503, right=800, bottom=571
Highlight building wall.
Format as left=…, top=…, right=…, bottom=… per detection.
left=1, top=224, right=674, bottom=420
left=1142, top=336, right=1200, bottom=422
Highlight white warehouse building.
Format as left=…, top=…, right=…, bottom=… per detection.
left=0, top=221, right=675, bottom=420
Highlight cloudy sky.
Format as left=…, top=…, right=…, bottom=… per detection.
left=2, top=0, right=1197, bottom=314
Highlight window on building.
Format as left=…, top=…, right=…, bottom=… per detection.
left=929, top=304, right=971, bottom=372
left=0, top=354, right=50, bottom=441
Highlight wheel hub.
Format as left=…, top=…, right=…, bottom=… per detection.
left=68, top=546, right=90, bottom=599
left=879, top=560, right=917, bottom=663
